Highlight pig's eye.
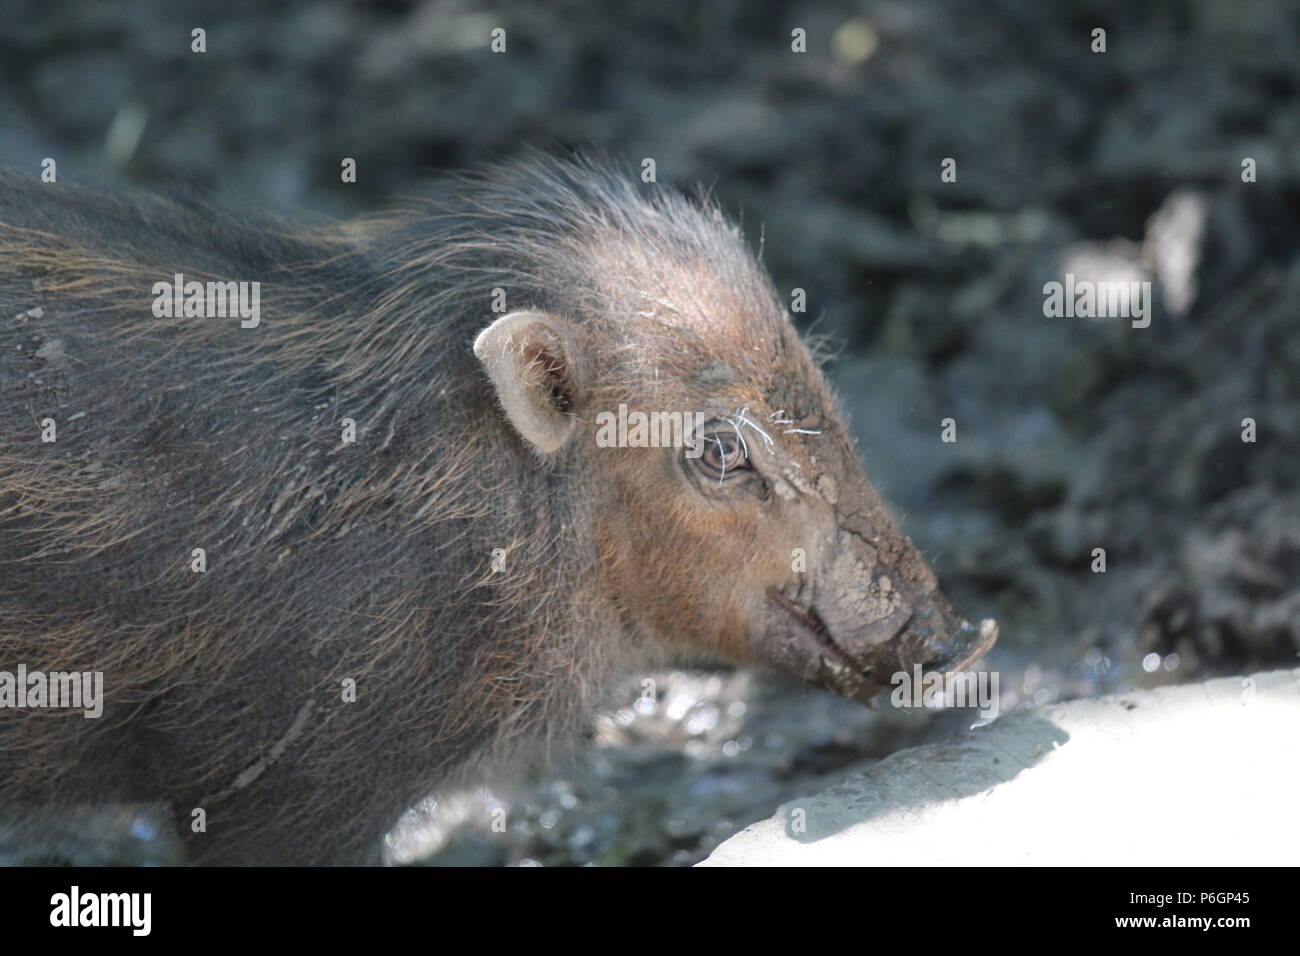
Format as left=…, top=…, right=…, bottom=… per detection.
left=695, top=431, right=750, bottom=478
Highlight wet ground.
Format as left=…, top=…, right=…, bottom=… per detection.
left=1, top=0, right=1297, bottom=865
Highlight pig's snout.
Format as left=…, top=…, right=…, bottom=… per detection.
left=915, top=615, right=1000, bottom=677
left=887, top=582, right=999, bottom=676
left=827, top=589, right=999, bottom=702
left=781, top=533, right=1000, bottom=703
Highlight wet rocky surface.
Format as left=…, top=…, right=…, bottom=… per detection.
left=1, top=0, right=1296, bottom=865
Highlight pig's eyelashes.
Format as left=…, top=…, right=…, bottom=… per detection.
left=694, top=431, right=751, bottom=479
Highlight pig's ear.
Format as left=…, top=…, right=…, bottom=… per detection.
left=473, top=311, right=583, bottom=454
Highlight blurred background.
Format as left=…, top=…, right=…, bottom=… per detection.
left=1, top=0, right=1297, bottom=865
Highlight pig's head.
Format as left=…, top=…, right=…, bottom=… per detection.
left=468, top=161, right=996, bottom=702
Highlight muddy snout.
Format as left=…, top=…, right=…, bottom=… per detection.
left=913, top=613, right=1000, bottom=677
left=843, top=593, right=998, bottom=701
left=878, top=581, right=999, bottom=681
left=808, top=571, right=999, bottom=703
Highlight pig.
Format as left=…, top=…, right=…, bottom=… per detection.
left=0, top=156, right=996, bottom=864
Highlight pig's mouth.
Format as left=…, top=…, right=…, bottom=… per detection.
left=767, top=588, right=878, bottom=677
left=765, top=588, right=898, bottom=699
left=764, top=587, right=998, bottom=703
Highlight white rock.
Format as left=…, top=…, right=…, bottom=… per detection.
left=700, top=668, right=1300, bottom=866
